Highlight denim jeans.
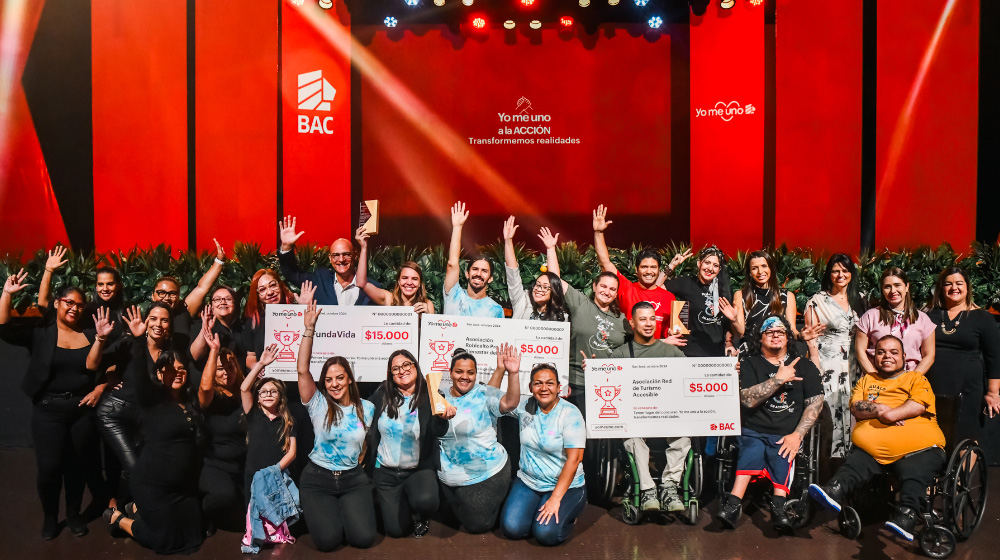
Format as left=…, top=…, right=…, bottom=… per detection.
left=501, top=477, right=587, bottom=546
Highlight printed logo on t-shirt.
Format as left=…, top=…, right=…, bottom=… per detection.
left=699, top=289, right=722, bottom=326
left=766, top=371, right=795, bottom=414
left=589, top=315, right=616, bottom=351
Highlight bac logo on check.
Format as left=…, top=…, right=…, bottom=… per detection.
left=710, top=423, right=735, bottom=431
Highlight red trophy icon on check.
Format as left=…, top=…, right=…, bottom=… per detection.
left=274, top=330, right=301, bottom=362
left=429, top=340, right=455, bottom=372
left=595, top=385, right=621, bottom=418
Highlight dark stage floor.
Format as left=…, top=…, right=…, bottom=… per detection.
left=4, top=447, right=998, bottom=560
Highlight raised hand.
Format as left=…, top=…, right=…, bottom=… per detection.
left=278, top=215, right=305, bottom=249
left=668, top=248, right=693, bottom=271
left=259, top=343, right=280, bottom=368
left=495, top=342, right=510, bottom=371
left=537, top=227, right=559, bottom=249
left=203, top=328, right=221, bottom=350
left=502, top=344, right=522, bottom=374
left=214, top=238, right=226, bottom=261
left=45, top=246, right=69, bottom=272
left=354, top=226, right=369, bottom=249
left=293, top=279, right=316, bottom=305
left=718, top=297, right=738, bottom=321
left=124, top=305, right=146, bottom=337
left=200, top=305, right=216, bottom=333
left=303, top=300, right=321, bottom=330
left=502, top=216, right=519, bottom=241
left=3, top=269, right=28, bottom=295
left=774, top=356, right=803, bottom=385
left=93, top=307, right=115, bottom=339
left=800, top=323, right=826, bottom=343
left=451, top=201, right=469, bottom=227
left=592, top=204, right=612, bottom=233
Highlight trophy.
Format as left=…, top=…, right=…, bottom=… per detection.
left=359, top=200, right=379, bottom=235
left=671, top=300, right=691, bottom=335
left=595, top=385, right=622, bottom=418
left=428, top=340, right=455, bottom=372
left=425, top=371, right=452, bottom=416
left=274, top=330, right=301, bottom=361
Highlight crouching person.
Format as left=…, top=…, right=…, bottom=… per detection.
left=809, top=334, right=946, bottom=542
left=717, top=315, right=824, bottom=532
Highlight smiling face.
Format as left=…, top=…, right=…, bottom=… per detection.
left=450, top=358, right=478, bottom=396
left=697, top=255, right=721, bottom=284
left=466, top=259, right=493, bottom=293
left=592, top=276, right=619, bottom=309
left=323, top=364, right=352, bottom=405
left=636, top=258, right=660, bottom=288
left=211, top=288, right=235, bottom=320
left=874, top=338, right=904, bottom=374
left=942, top=273, right=968, bottom=308
left=761, top=325, right=788, bottom=353
left=55, top=291, right=86, bottom=327
left=397, top=267, right=421, bottom=300
left=631, top=307, right=658, bottom=343
left=881, top=275, right=909, bottom=309
left=530, top=368, right=560, bottom=410
left=146, top=306, right=172, bottom=342
left=157, top=358, right=188, bottom=392
left=531, top=276, right=552, bottom=307
left=95, top=271, right=119, bottom=303
left=749, top=257, right=771, bottom=287
left=256, top=273, right=282, bottom=305
left=328, top=239, right=355, bottom=276
left=390, top=354, right=418, bottom=393
left=830, top=262, right=851, bottom=290
left=151, top=279, right=182, bottom=309
left=257, top=381, right=281, bottom=410
left=215, top=355, right=236, bottom=389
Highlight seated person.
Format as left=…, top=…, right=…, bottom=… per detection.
left=809, top=334, right=946, bottom=542
left=608, top=302, right=688, bottom=512
left=717, top=315, right=824, bottom=532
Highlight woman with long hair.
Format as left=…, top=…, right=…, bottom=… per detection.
left=661, top=246, right=739, bottom=357
left=732, top=250, right=799, bottom=351
left=1, top=274, right=107, bottom=539
left=365, top=349, right=447, bottom=538
left=501, top=217, right=570, bottom=321
left=805, top=254, right=866, bottom=459
left=855, top=267, right=935, bottom=375
left=354, top=228, right=435, bottom=314
left=925, top=266, right=1000, bottom=442
left=296, top=301, right=376, bottom=551
left=190, top=285, right=248, bottom=366
left=242, top=269, right=314, bottom=368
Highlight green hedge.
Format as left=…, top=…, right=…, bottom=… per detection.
left=4, top=242, right=1000, bottom=315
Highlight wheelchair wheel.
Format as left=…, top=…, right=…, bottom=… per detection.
left=684, top=499, right=699, bottom=525
left=586, top=439, right=621, bottom=506
left=783, top=498, right=811, bottom=530
left=622, top=500, right=642, bottom=525
left=838, top=507, right=862, bottom=539
left=918, top=525, right=956, bottom=559
left=944, top=441, right=987, bottom=541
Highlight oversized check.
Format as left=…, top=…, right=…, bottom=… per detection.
left=264, top=305, right=419, bottom=382
left=418, top=314, right=570, bottom=395
left=585, top=357, right=741, bottom=438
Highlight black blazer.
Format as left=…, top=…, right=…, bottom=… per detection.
left=364, top=383, right=448, bottom=474
left=0, top=319, right=97, bottom=402
left=277, top=250, right=380, bottom=306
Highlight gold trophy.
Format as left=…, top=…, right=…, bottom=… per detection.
left=359, top=200, right=379, bottom=235
left=671, top=300, right=691, bottom=335
left=425, top=371, right=452, bottom=416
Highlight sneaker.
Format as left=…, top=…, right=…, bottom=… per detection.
left=884, top=506, right=917, bottom=542
left=771, top=501, right=792, bottom=533
left=659, top=483, right=684, bottom=512
left=716, top=496, right=742, bottom=529
left=808, top=481, right=846, bottom=513
left=413, top=518, right=429, bottom=538
left=640, top=488, right=661, bottom=512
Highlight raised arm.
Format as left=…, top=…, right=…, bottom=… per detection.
left=88, top=307, right=115, bottom=371
left=487, top=343, right=508, bottom=389
left=37, top=246, right=68, bottom=309
left=198, top=330, right=221, bottom=410
left=502, top=216, right=519, bottom=270
left=592, top=205, right=617, bottom=275
left=0, top=269, right=29, bottom=325
left=498, top=344, right=522, bottom=413
left=277, top=215, right=312, bottom=286
left=664, top=248, right=693, bottom=280
left=297, top=301, right=321, bottom=404
left=354, top=226, right=393, bottom=305
left=241, top=343, right=279, bottom=414
left=730, top=290, right=747, bottom=338
left=445, top=201, right=468, bottom=295
left=739, top=357, right=803, bottom=408
left=182, top=238, right=225, bottom=317
left=188, top=307, right=215, bottom=362
left=537, top=227, right=560, bottom=277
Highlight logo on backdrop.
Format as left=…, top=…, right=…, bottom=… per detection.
left=516, top=96, right=532, bottom=115
left=297, top=70, right=337, bottom=135
left=694, top=101, right=756, bottom=122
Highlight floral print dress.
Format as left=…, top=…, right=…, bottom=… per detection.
left=806, top=291, right=859, bottom=458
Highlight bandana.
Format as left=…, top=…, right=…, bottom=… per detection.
left=760, top=316, right=785, bottom=333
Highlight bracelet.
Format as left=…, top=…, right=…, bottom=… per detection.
left=96, top=335, right=107, bottom=342
left=304, top=329, right=315, bottom=335
left=45, top=268, right=55, bottom=272
left=214, top=257, right=225, bottom=265
left=301, top=334, right=313, bottom=339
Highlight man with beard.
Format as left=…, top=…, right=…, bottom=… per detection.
left=276, top=215, right=379, bottom=306
left=809, top=334, right=946, bottom=542
left=444, top=202, right=503, bottom=318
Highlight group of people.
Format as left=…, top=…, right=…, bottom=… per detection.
left=1, top=202, right=997, bottom=552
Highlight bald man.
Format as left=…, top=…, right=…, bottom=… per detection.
left=277, top=215, right=380, bottom=306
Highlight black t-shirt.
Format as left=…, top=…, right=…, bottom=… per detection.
left=739, top=354, right=822, bottom=436
left=245, top=406, right=296, bottom=483
left=664, top=276, right=732, bottom=357
left=46, top=346, right=94, bottom=395
left=203, top=393, right=247, bottom=473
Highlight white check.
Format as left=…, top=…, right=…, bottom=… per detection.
left=585, top=357, right=741, bottom=438
left=418, top=314, right=570, bottom=395
left=264, top=305, right=419, bottom=382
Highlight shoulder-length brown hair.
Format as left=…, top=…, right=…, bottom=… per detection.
left=929, top=266, right=976, bottom=310
left=244, top=269, right=295, bottom=327
left=878, top=267, right=919, bottom=325
left=390, top=261, right=430, bottom=306
left=318, top=356, right=367, bottom=431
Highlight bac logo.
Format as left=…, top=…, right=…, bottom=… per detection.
left=297, top=70, right=337, bottom=135
left=710, top=422, right=735, bottom=431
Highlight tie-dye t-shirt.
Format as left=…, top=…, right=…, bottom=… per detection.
left=376, top=395, right=421, bottom=469
left=514, top=398, right=587, bottom=492
left=306, top=391, right=375, bottom=471
left=437, top=384, right=509, bottom=486
left=443, top=286, right=504, bottom=318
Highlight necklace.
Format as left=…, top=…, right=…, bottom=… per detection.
left=940, top=310, right=967, bottom=335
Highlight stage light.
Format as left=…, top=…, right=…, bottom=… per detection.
left=608, top=0, right=620, bottom=5
left=319, top=0, right=333, bottom=9
left=560, top=16, right=574, bottom=27
left=405, top=0, right=419, bottom=5
left=504, top=20, right=516, bottom=29
left=521, top=0, right=536, bottom=5
left=721, top=0, right=734, bottom=8
left=748, top=0, right=763, bottom=5
left=579, top=0, right=590, bottom=7
left=290, top=0, right=304, bottom=6
left=434, top=0, right=445, bottom=4
left=530, top=20, right=541, bottom=29
left=385, top=16, right=398, bottom=27
left=648, top=15, right=663, bottom=28
left=462, top=0, right=474, bottom=5
left=472, top=16, right=487, bottom=29
left=634, top=0, right=649, bottom=6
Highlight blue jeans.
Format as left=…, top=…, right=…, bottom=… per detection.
left=501, top=478, right=587, bottom=546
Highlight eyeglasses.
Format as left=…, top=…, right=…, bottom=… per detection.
left=763, top=329, right=787, bottom=338
left=256, top=282, right=279, bottom=295
left=391, top=361, right=415, bottom=375
left=533, top=284, right=552, bottom=293
left=258, top=389, right=279, bottom=396
left=330, top=252, right=353, bottom=259
left=154, top=289, right=180, bottom=299
left=58, top=298, right=86, bottom=311
left=212, top=296, right=234, bottom=303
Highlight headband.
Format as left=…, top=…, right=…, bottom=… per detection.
left=760, top=316, right=785, bottom=333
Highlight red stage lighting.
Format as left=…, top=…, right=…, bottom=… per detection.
left=472, top=16, right=487, bottom=29
left=560, top=16, right=574, bottom=27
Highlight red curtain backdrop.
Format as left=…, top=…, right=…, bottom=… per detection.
left=775, top=0, right=863, bottom=255
left=874, top=0, right=979, bottom=249
left=92, top=0, right=188, bottom=252
left=689, top=3, right=765, bottom=254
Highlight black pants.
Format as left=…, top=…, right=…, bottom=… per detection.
left=834, top=446, right=946, bottom=510
left=299, top=462, right=376, bottom=551
left=32, top=395, right=103, bottom=517
left=96, top=394, right=140, bottom=504
left=199, top=462, right=245, bottom=531
left=440, top=459, right=511, bottom=534
left=373, top=467, right=439, bottom=538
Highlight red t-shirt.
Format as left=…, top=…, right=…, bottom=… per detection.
left=616, top=271, right=676, bottom=339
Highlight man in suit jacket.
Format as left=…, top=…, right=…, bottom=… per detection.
left=277, top=216, right=380, bottom=306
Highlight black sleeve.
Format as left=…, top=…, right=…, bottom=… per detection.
left=797, top=359, right=824, bottom=400
left=0, top=320, right=37, bottom=349
left=663, top=278, right=683, bottom=296
left=277, top=249, right=312, bottom=287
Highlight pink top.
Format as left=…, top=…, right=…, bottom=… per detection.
left=856, top=308, right=935, bottom=371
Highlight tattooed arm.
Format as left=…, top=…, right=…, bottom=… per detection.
left=851, top=399, right=887, bottom=420
left=777, top=393, right=824, bottom=459
left=739, top=357, right=803, bottom=409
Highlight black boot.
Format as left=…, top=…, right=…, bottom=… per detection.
left=41, top=514, right=59, bottom=540
left=771, top=495, right=792, bottom=533
left=716, top=494, right=742, bottom=529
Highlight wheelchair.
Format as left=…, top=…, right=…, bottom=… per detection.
left=584, top=437, right=704, bottom=525
left=822, top=396, right=988, bottom=559
left=714, top=423, right=821, bottom=530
